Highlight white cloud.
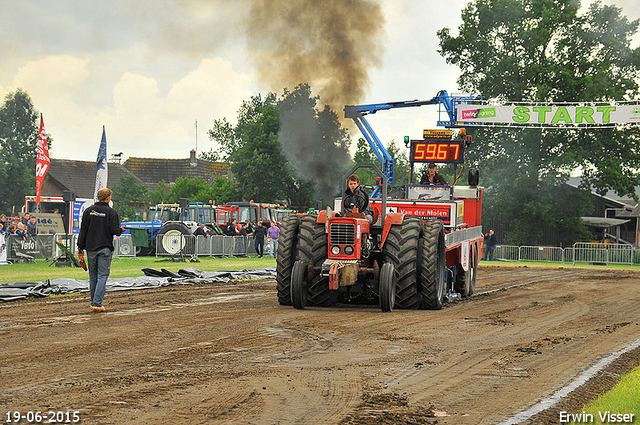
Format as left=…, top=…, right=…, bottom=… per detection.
left=4, top=55, right=252, bottom=161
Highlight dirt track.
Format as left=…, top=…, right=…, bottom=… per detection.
left=1, top=264, right=640, bottom=424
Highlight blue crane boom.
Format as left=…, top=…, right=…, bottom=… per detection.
left=344, top=90, right=477, bottom=197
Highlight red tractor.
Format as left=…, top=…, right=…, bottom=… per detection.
left=276, top=158, right=483, bottom=312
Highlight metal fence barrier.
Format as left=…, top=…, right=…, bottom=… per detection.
left=492, top=243, right=639, bottom=266
left=156, top=234, right=196, bottom=257
left=114, top=234, right=136, bottom=259
left=190, top=235, right=258, bottom=257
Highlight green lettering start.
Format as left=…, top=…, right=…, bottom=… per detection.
left=513, top=106, right=530, bottom=123
left=551, top=107, right=572, bottom=124
left=511, top=106, right=618, bottom=124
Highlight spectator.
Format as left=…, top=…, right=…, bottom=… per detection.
left=244, top=219, right=255, bottom=234
left=225, top=219, right=238, bottom=236
left=0, top=223, right=7, bottom=235
left=420, top=163, right=448, bottom=185
left=15, top=223, right=27, bottom=241
left=27, top=216, right=38, bottom=236
left=267, top=221, right=280, bottom=259
left=0, top=214, right=7, bottom=230
left=239, top=222, right=252, bottom=237
left=483, top=229, right=497, bottom=261
left=21, top=212, right=31, bottom=227
left=193, top=222, right=208, bottom=237
left=253, top=221, right=268, bottom=258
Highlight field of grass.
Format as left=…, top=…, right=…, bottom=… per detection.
left=0, top=256, right=276, bottom=283
left=569, top=365, right=640, bottom=424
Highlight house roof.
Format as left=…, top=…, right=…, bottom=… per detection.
left=122, top=155, right=230, bottom=187
left=45, top=159, right=138, bottom=199
left=566, top=177, right=640, bottom=207
left=581, top=217, right=630, bottom=228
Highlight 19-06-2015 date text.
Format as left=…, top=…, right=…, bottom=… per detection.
left=5, top=411, right=80, bottom=423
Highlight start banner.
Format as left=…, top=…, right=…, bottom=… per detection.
left=457, top=104, right=640, bottom=126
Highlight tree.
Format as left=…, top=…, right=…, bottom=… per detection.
left=386, top=138, right=410, bottom=187
left=112, top=174, right=148, bottom=221
left=148, top=180, right=171, bottom=206
left=208, top=84, right=350, bottom=208
left=0, top=89, right=40, bottom=214
left=350, top=138, right=377, bottom=186
left=438, top=0, right=640, bottom=245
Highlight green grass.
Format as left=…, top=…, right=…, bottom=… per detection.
left=0, top=256, right=276, bottom=283
left=569, top=365, right=640, bottom=424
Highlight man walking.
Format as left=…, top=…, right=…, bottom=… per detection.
left=253, top=221, right=268, bottom=258
left=78, top=188, right=123, bottom=312
left=483, top=229, right=497, bottom=261
left=267, top=222, right=280, bottom=259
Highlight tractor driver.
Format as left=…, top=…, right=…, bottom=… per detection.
left=420, top=163, right=448, bottom=185
left=343, top=174, right=374, bottom=224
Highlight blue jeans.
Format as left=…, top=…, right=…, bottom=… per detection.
left=87, top=247, right=113, bottom=307
left=255, top=239, right=264, bottom=257
left=268, top=238, right=278, bottom=258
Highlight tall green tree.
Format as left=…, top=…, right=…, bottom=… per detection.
left=208, top=85, right=350, bottom=208
left=350, top=137, right=377, bottom=186
left=0, top=89, right=40, bottom=214
left=438, top=0, right=640, bottom=245
left=112, top=174, right=148, bottom=221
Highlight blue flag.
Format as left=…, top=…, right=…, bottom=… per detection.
left=94, top=126, right=108, bottom=202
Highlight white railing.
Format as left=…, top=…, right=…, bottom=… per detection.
left=492, top=243, right=639, bottom=266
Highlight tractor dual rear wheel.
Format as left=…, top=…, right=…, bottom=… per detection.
left=291, top=260, right=308, bottom=310
left=296, top=215, right=333, bottom=307
left=419, top=219, right=446, bottom=310
left=383, top=217, right=422, bottom=309
left=276, top=215, right=300, bottom=306
left=454, top=245, right=478, bottom=298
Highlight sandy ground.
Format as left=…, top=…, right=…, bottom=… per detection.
left=1, top=264, right=640, bottom=425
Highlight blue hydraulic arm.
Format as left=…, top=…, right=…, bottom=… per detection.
left=344, top=90, right=466, bottom=197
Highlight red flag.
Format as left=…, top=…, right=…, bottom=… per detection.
left=35, top=114, right=50, bottom=204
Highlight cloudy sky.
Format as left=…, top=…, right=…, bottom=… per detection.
left=1, top=0, right=639, bottom=163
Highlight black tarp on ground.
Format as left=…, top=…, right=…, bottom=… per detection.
left=0, top=267, right=276, bottom=303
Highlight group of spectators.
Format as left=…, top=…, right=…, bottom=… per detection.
left=0, top=213, right=39, bottom=239
left=222, top=218, right=280, bottom=259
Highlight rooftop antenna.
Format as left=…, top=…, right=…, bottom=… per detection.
left=195, top=119, right=198, bottom=154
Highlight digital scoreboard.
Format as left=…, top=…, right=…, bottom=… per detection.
left=410, top=140, right=464, bottom=164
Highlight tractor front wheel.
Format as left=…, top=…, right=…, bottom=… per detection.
left=291, top=260, right=308, bottom=310
left=379, top=263, right=396, bottom=312
left=468, top=246, right=478, bottom=296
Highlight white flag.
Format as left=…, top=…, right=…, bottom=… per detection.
left=94, top=126, right=108, bottom=202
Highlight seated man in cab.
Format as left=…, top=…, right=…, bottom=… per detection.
left=342, top=174, right=374, bottom=224
left=420, top=163, right=448, bottom=185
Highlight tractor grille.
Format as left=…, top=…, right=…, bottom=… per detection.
left=330, top=223, right=356, bottom=245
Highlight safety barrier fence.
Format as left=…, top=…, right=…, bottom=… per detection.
left=156, top=235, right=265, bottom=258
left=493, top=243, right=640, bottom=266
left=2, top=233, right=636, bottom=265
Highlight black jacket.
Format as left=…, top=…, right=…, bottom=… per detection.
left=420, top=171, right=448, bottom=185
left=78, top=202, right=123, bottom=252
left=484, top=233, right=497, bottom=247
left=253, top=226, right=268, bottom=242
left=343, top=185, right=373, bottom=216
